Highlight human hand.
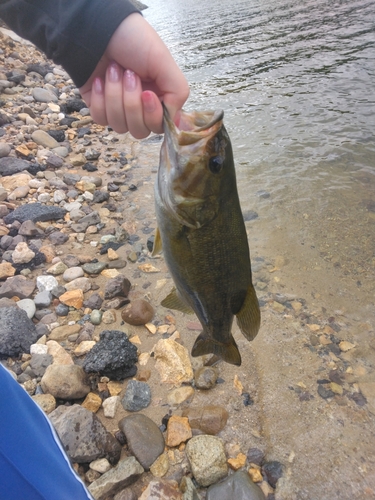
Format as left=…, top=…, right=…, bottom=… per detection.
left=79, top=13, right=189, bottom=139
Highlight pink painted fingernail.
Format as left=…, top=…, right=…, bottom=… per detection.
left=124, top=69, right=136, bottom=91
left=93, top=77, right=104, bottom=94
left=142, top=91, right=156, bottom=113
left=108, top=62, right=121, bottom=82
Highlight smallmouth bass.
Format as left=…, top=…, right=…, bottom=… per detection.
left=153, top=106, right=260, bottom=366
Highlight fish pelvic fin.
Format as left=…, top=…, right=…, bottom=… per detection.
left=161, top=287, right=195, bottom=314
left=236, top=284, right=261, bottom=341
left=191, top=331, right=242, bottom=366
left=151, top=227, right=163, bottom=256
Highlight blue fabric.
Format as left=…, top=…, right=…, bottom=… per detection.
left=0, top=364, right=93, bottom=500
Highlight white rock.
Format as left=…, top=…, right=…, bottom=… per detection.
left=63, top=267, right=84, bottom=282
left=12, top=242, right=35, bottom=264
left=102, top=396, right=119, bottom=419
left=90, top=458, right=111, bottom=474
left=17, top=298, right=36, bottom=319
left=38, top=193, right=51, bottom=203
left=30, top=344, right=48, bottom=355
left=53, top=190, right=67, bottom=203
left=36, top=275, right=59, bottom=292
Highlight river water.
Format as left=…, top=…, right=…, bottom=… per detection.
left=144, top=0, right=375, bottom=345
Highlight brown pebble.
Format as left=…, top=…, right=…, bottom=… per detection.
left=121, top=299, right=155, bottom=326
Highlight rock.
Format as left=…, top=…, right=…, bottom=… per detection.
left=50, top=404, right=121, bottom=464
left=12, top=242, right=35, bottom=264
left=16, top=298, right=36, bottom=318
left=48, top=324, right=82, bottom=342
left=74, top=340, right=96, bottom=357
left=88, top=457, right=143, bottom=500
left=84, top=292, right=103, bottom=310
left=118, top=414, right=165, bottom=470
left=39, top=245, right=56, bottom=263
left=206, top=470, right=266, bottom=500
left=150, top=453, right=169, bottom=478
left=59, top=289, right=84, bottom=309
left=194, top=366, right=218, bottom=390
left=83, top=330, right=138, bottom=380
left=18, top=220, right=43, bottom=237
left=34, top=290, right=52, bottom=308
left=121, top=299, right=154, bottom=326
left=90, top=458, right=112, bottom=474
left=102, top=309, right=116, bottom=324
left=262, top=461, right=284, bottom=488
left=165, top=415, right=192, bottom=447
left=167, top=386, right=195, bottom=406
left=31, top=129, right=60, bottom=148
left=36, top=275, right=58, bottom=292
left=81, top=392, right=102, bottom=413
left=46, top=340, right=74, bottom=365
left=103, top=396, right=119, bottom=418
left=121, top=380, right=151, bottom=412
left=64, top=277, right=91, bottom=292
left=138, top=480, right=182, bottom=500
left=3, top=203, right=66, bottom=224
left=82, top=261, right=108, bottom=275
left=0, top=306, right=38, bottom=357
left=247, top=448, right=265, bottom=466
left=63, top=266, right=84, bottom=282
left=29, top=353, right=53, bottom=377
left=186, top=435, right=228, bottom=487
left=8, top=185, right=30, bottom=201
left=31, top=393, right=56, bottom=414
left=0, top=157, right=30, bottom=176
left=182, top=406, right=229, bottom=435
left=0, top=275, right=35, bottom=299
left=154, top=338, right=193, bottom=386
left=113, top=489, right=137, bottom=500
left=32, top=87, right=58, bottom=102
left=104, top=275, right=131, bottom=300
left=62, top=254, right=81, bottom=268
left=0, top=262, right=16, bottom=280
left=48, top=231, right=69, bottom=245
left=0, top=142, right=11, bottom=158
left=41, top=364, right=90, bottom=399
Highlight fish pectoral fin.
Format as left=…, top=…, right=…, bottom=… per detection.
left=151, top=227, right=163, bottom=256
left=191, top=332, right=242, bottom=366
left=236, top=284, right=261, bottom=341
left=161, top=288, right=194, bottom=314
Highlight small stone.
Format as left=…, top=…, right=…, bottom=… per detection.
left=47, top=261, right=68, bottom=276
left=36, top=275, right=58, bottom=292
left=167, top=386, right=195, bottom=406
left=63, top=266, right=84, bottom=282
left=103, top=396, right=119, bottom=418
left=82, top=261, right=108, bottom=275
left=206, top=470, right=266, bottom=500
left=150, top=453, right=169, bottom=478
left=0, top=262, right=16, bottom=280
left=118, top=414, right=165, bottom=470
left=31, top=393, right=56, bottom=414
left=46, top=340, right=73, bottom=365
left=59, top=289, right=84, bottom=309
left=186, top=435, right=228, bottom=487
left=32, top=87, right=58, bottom=103
left=41, top=364, right=90, bottom=399
left=121, top=299, right=154, bottom=326
left=166, top=415, right=192, bottom=447
left=48, top=231, right=69, bottom=246
left=182, top=405, right=229, bottom=435
left=49, top=323, right=81, bottom=341
left=102, top=309, right=116, bottom=324
left=34, top=290, right=52, bottom=308
left=121, top=380, right=151, bottom=412
left=64, top=277, right=91, bottom=292
left=339, top=341, right=356, bottom=352
left=228, top=453, right=247, bottom=471
left=0, top=142, right=11, bottom=158
left=154, top=338, right=193, bottom=386
left=104, top=275, right=131, bottom=300
left=107, top=248, right=119, bottom=260
left=246, top=448, right=265, bottom=466
left=138, top=480, right=182, bottom=500
left=16, top=298, right=36, bottom=318
left=330, top=382, right=343, bottom=395
left=90, top=309, right=102, bottom=325
left=12, top=242, right=35, bottom=264
left=74, top=340, right=96, bottom=356
left=81, top=392, right=102, bottom=413
left=194, top=366, right=218, bottom=390
left=90, top=458, right=111, bottom=474
left=31, top=129, right=59, bottom=148
left=248, top=467, right=263, bottom=483
left=262, top=461, right=284, bottom=488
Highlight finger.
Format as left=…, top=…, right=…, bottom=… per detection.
left=141, top=91, right=163, bottom=134
left=123, top=70, right=150, bottom=139
left=89, top=77, right=108, bottom=125
left=105, top=62, right=128, bottom=134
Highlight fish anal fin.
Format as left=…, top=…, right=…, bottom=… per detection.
left=161, top=287, right=194, bottom=314
left=151, top=227, right=163, bottom=256
left=191, top=332, right=241, bottom=366
left=236, top=284, right=261, bottom=341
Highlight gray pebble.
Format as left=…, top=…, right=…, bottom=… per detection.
left=121, top=380, right=151, bottom=412
left=34, top=290, right=52, bottom=308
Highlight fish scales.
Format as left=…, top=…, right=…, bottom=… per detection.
left=154, top=106, right=260, bottom=365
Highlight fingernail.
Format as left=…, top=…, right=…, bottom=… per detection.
left=108, top=62, right=121, bottom=83
left=124, top=69, right=136, bottom=91
left=93, top=77, right=104, bottom=94
left=142, top=91, right=156, bottom=113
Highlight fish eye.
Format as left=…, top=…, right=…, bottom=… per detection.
left=208, top=156, right=223, bottom=174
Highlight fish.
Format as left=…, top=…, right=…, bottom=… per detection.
left=153, top=105, right=260, bottom=366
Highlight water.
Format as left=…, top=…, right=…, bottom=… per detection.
left=144, top=0, right=375, bottom=359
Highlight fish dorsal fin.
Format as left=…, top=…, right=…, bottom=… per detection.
left=151, top=227, right=163, bottom=256
left=236, top=284, right=261, bottom=341
left=161, top=288, right=194, bottom=314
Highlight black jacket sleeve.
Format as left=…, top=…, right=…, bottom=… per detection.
left=0, top=0, right=140, bottom=87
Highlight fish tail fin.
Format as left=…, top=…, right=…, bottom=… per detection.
left=191, top=332, right=242, bottom=366
left=236, top=284, right=261, bottom=341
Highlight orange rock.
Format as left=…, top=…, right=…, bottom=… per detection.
left=228, top=452, right=247, bottom=470
left=166, top=415, right=192, bottom=447
left=81, top=392, right=102, bottom=413
left=39, top=245, right=56, bottom=263
left=59, top=289, right=84, bottom=309
left=248, top=467, right=263, bottom=483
